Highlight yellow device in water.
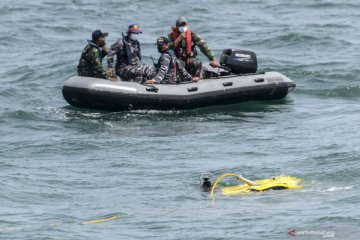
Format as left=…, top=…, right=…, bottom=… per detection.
left=208, top=173, right=302, bottom=202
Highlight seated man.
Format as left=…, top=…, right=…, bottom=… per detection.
left=147, top=36, right=193, bottom=84
left=107, top=24, right=155, bottom=84
left=168, top=17, right=220, bottom=78
left=77, top=30, right=115, bottom=80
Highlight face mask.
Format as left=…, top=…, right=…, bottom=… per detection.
left=157, top=45, right=163, bottom=53
left=97, top=37, right=106, bottom=47
left=157, top=44, right=168, bottom=53
left=98, top=39, right=105, bottom=47
left=178, top=26, right=187, bottom=33
left=130, top=34, right=138, bottom=41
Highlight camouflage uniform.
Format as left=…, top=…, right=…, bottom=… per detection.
left=107, top=36, right=156, bottom=83
left=154, top=50, right=193, bottom=84
left=168, top=30, right=215, bottom=77
left=77, top=40, right=109, bottom=79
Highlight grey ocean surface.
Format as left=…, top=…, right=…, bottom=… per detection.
left=1, top=0, right=360, bottom=239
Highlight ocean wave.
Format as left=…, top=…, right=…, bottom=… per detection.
left=59, top=99, right=294, bottom=123
left=295, top=85, right=360, bottom=99
left=0, top=87, right=19, bottom=98
left=306, top=23, right=354, bottom=30
left=315, top=216, right=359, bottom=223
left=0, top=5, right=29, bottom=14
left=324, top=85, right=360, bottom=98
left=262, top=1, right=360, bottom=10
left=288, top=67, right=360, bottom=98
left=306, top=1, right=360, bottom=9
left=2, top=110, right=40, bottom=121
left=326, top=186, right=354, bottom=192
left=243, top=32, right=344, bottom=49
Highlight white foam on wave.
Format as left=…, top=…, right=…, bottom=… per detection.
left=326, top=185, right=354, bottom=192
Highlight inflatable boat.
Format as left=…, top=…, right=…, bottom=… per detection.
left=62, top=49, right=296, bottom=111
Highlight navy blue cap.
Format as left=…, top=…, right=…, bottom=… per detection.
left=92, top=29, right=108, bottom=42
left=128, top=24, right=142, bottom=34
left=156, top=36, right=170, bottom=45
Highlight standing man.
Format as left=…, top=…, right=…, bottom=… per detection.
left=168, top=17, right=220, bottom=78
left=107, top=24, right=155, bottom=84
left=77, top=29, right=114, bottom=80
left=148, top=36, right=193, bottom=84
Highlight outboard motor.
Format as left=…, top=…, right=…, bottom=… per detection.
left=220, top=49, right=257, bottom=74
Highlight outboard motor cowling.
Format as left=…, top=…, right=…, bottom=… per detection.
left=220, top=49, right=257, bottom=74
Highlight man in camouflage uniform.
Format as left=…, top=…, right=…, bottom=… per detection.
left=77, top=30, right=113, bottom=80
left=107, top=24, right=155, bottom=84
left=148, top=36, right=193, bottom=84
left=168, top=17, right=220, bottom=78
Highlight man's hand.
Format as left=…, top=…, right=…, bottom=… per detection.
left=107, top=67, right=113, bottom=75
left=193, top=77, right=200, bottom=82
left=108, top=76, right=117, bottom=81
left=174, top=32, right=186, bottom=47
left=179, top=32, right=186, bottom=40
left=209, top=57, right=220, bottom=68
left=144, top=79, right=156, bottom=84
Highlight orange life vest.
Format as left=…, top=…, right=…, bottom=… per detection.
left=172, top=28, right=192, bottom=63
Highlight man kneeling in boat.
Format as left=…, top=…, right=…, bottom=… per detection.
left=146, top=36, right=193, bottom=84
left=77, top=30, right=115, bottom=81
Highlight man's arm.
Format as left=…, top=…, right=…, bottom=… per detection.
left=192, top=32, right=215, bottom=60
left=91, top=48, right=109, bottom=79
left=106, top=40, right=121, bottom=68
left=192, top=32, right=220, bottom=67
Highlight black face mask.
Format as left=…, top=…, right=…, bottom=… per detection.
left=98, top=39, right=105, bottom=47
left=157, top=44, right=169, bottom=53
left=157, top=45, right=164, bottom=53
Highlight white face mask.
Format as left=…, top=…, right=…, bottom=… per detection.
left=130, top=34, right=138, bottom=41
left=178, top=26, right=188, bottom=33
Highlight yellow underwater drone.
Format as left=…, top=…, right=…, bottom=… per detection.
left=201, top=173, right=302, bottom=203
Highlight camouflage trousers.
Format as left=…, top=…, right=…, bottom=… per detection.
left=117, top=64, right=156, bottom=83
left=180, top=57, right=202, bottom=78
left=77, top=66, right=109, bottom=79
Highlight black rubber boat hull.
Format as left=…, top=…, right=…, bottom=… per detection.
left=62, top=71, right=295, bottom=111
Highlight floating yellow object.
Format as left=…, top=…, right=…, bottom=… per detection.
left=83, top=214, right=128, bottom=224
left=222, top=176, right=302, bottom=194
left=210, top=173, right=302, bottom=203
